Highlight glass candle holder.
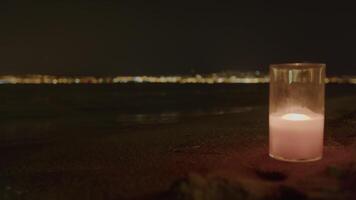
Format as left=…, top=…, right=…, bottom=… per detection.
left=269, top=63, right=325, bottom=162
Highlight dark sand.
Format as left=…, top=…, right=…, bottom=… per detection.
left=0, top=84, right=355, bottom=199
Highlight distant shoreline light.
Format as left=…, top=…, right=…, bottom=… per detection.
left=0, top=74, right=355, bottom=84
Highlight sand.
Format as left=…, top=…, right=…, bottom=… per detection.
left=0, top=84, right=355, bottom=199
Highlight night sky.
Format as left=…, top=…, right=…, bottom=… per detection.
left=1, top=1, right=356, bottom=75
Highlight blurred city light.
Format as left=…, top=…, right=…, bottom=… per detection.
left=0, top=73, right=354, bottom=84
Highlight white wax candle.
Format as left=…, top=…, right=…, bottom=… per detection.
left=269, top=110, right=324, bottom=161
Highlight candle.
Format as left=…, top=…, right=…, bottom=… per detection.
left=269, top=109, right=324, bottom=161
left=269, top=63, right=325, bottom=162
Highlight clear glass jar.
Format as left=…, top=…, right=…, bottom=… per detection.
left=269, top=63, right=326, bottom=162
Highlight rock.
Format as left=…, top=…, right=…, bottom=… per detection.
left=157, top=174, right=249, bottom=200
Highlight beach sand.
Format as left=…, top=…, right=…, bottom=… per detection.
left=0, top=84, right=355, bottom=199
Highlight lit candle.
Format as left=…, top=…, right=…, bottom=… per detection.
left=269, top=109, right=324, bottom=161
left=269, top=63, right=325, bottom=162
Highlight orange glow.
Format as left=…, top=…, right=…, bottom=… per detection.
left=282, top=113, right=311, bottom=121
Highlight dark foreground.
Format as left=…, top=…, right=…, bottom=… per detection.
left=0, top=84, right=355, bottom=200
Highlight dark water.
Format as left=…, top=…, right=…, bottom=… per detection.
left=0, top=84, right=268, bottom=126
left=0, top=84, right=354, bottom=128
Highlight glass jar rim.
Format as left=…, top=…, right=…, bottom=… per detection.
left=270, top=63, right=325, bottom=69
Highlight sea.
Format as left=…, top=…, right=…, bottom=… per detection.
left=0, top=83, right=354, bottom=130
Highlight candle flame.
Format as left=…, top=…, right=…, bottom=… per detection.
left=282, top=113, right=311, bottom=121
